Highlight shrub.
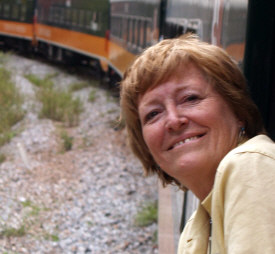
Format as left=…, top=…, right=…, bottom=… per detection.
left=60, top=131, right=73, bottom=151
left=70, top=81, right=90, bottom=91
left=134, top=201, right=158, bottom=227
left=37, top=87, right=83, bottom=126
left=88, top=89, right=96, bottom=102
left=0, top=225, right=26, bottom=237
left=0, top=68, right=24, bottom=146
left=26, top=74, right=83, bottom=127
left=24, top=73, right=54, bottom=89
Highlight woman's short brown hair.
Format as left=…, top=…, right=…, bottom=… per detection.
left=120, top=34, right=265, bottom=189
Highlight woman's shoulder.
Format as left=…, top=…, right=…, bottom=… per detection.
left=223, top=134, right=275, bottom=164
left=217, top=134, right=275, bottom=177
left=234, top=134, right=274, bottom=155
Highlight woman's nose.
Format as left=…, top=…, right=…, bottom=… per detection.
left=165, top=106, right=187, bottom=132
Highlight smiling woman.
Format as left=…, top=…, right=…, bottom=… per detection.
left=120, top=34, right=275, bottom=254
left=138, top=64, right=241, bottom=200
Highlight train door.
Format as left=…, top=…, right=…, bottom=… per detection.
left=244, top=0, right=275, bottom=140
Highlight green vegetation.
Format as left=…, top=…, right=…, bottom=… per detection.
left=21, top=199, right=41, bottom=216
left=70, top=81, right=90, bottom=91
left=153, top=230, right=158, bottom=243
left=0, top=51, right=9, bottom=64
left=0, top=225, right=26, bottom=238
left=134, top=201, right=158, bottom=227
left=0, top=67, right=24, bottom=146
left=24, top=73, right=54, bottom=89
left=44, top=233, right=60, bottom=242
left=0, top=153, right=6, bottom=163
left=60, top=130, right=73, bottom=151
left=0, top=199, right=54, bottom=240
left=25, top=73, right=83, bottom=127
left=88, top=89, right=97, bottom=102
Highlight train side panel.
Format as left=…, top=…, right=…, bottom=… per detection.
left=36, top=24, right=108, bottom=61
left=36, top=0, right=109, bottom=70
left=0, top=0, right=36, bottom=49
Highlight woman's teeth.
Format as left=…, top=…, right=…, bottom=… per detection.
left=174, top=136, right=200, bottom=148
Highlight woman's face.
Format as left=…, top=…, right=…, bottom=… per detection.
left=138, top=65, right=241, bottom=195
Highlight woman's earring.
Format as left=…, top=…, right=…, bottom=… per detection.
left=238, top=127, right=246, bottom=142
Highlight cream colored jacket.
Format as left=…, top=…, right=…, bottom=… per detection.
left=177, top=135, right=275, bottom=254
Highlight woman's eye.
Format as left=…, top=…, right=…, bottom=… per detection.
left=145, top=111, right=159, bottom=122
left=186, top=94, right=199, bottom=102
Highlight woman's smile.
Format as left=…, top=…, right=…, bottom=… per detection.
left=167, top=132, right=206, bottom=150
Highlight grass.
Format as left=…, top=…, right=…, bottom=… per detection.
left=88, top=89, right=96, bottom=102
left=0, top=67, right=24, bottom=146
left=70, top=81, right=90, bottom=91
left=0, top=225, right=26, bottom=238
left=134, top=201, right=158, bottom=227
left=25, top=73, right=83, bottom=127
left=21, top=199, right=41, bottom=216
left=60, top=130, right=73, bottom=151
left=24, top=73, right=54, bottom=89
left=0, top=153, right=6, bottom=163
left=70, top=79, right=99, bottom=92
left=44, top=233, right=60, bottom=242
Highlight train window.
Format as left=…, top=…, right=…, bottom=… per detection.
left=112, top=17, right=117, bottom=37
left=79, top=10, right=85, bottom=28
left=59, top=8, right=65, bottom=24
left=38, top=6, right=44, bottom=22
left=91, top=12, right=98, bottom=31
left=72, top=9, right=78, bottom=26
left=49, top=6, right=54, bottom=22
left=20, top=5, right=26, bottom=21
left=126, top=19, right=131, bottom=43
left=85, top=10, right=92, bottom=29
left=3, top=4, right=10, bottom=18
left=139, top=20, right=144, bottom=48
left=146, top=22, right=152, bottom=47
left=122, top=18, right=127, bottom=42
left=137, top=20, right=141, bottom=49
left=143, top=21, right=147, bottom=48
left=11, top=4, right=19, bottom=20
left=134, top=19, right=139, bottom=46
left=136, top=19, right=140, bottom=47
left=128, top=19, right=132, bottom=45
left=132, top=19, right=136, bottom=45
left=53, top=7, right=61, bottom=24
left=65, top=8, right=71, bottom=25
left=98, top=12, right=102, bottom=31
left=119, top=17, right=123, bottom=39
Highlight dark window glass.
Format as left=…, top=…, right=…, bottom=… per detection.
left=60, top=8, right=65, bottom=24
left=65, top=8, right=71, bottom=25
left=79, top=10, right=85, bottom=27
left=12, top=4, right=19, bottom=19
left=72, top=9, right=78, bottom=26
left=4, top=4, right=10, bottom=18
left=143, top=21, right=147, bottom=48
left=85, top=10, right=92, bottom=29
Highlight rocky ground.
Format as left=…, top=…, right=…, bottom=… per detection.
left=0, top=53, right=158, bottom=254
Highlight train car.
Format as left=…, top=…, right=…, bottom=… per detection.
left=109, top=0, right=163, bottom=83
left=163, top=0, right=248, bottom=63
left=0, top=0, right=36, bottom=51
left=35, top=0, right=109, bottom=72
left=108, top=0, right=248, bottom=83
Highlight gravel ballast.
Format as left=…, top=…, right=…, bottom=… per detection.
left=0, top=54, right=158, bottom=254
